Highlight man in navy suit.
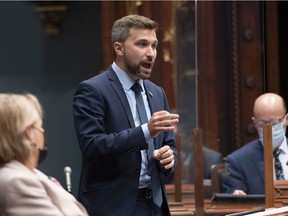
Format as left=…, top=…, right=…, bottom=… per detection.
left=73, top=15, right=179, bottom=216
left=223, top=93, right=288, bottom=195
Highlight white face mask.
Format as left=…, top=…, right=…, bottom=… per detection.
left=258, top=121, right=286, bottom=150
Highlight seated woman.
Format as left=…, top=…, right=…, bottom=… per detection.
left=0, top=93, right=88, bottom=216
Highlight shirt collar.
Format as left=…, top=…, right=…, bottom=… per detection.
left=112, top=62, right=144, bottom=91
left=279, top=137, right=288, bottom=154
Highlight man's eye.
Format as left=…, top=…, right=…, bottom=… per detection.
left=138, top=42, right=147, bottom=47
left=270, top=121, right=279, bottom=125
left=152, top=44, right=158, bottom=49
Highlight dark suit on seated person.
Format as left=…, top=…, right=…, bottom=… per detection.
left=224, top=139, right=265, bottom=194
left=223, top=93, right=288, bottom=195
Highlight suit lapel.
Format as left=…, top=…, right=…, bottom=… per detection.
left=251, top=141, right=265, bottom=182
left=143, top=81, right=157, bottom=113
left=143, top=81, right=161, bottom=148
left=106, top=68, right=135, bottom=128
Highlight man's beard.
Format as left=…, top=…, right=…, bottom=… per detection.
left=124, top=55, right=150, bottom=80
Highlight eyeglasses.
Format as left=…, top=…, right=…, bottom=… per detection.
left=254, top=114, right=286, bottom=129
left=31, top=142, right=48, bottom=150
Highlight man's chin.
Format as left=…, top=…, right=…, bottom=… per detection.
left=137, top=74, right=150, bottom=80
left=136, top=71, right=151, bottom=80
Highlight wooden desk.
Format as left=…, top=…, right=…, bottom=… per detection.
left=166, top=183, right=288, bottom=216
left=166, top=184, right=195, bottom=203
left=167, top=127, right=288, bottom=215
left=166, top=184, right=194, bottom=216
left=168, top=198, right=266, bottom=216
left=205, top=201, right=265, bottom=215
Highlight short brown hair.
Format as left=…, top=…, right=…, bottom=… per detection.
left=111, top=14, right=158, bottom=58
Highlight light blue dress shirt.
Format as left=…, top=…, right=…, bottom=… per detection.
left=112, top=62, right=153, bottom=188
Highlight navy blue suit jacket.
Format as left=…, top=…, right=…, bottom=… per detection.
left=73, top=67, right=177, bottom=216
left=223, top=139, right=265, bottom=194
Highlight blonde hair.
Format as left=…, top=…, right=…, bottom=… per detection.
left=0, top=93, right=43, bottom=164
left=24, top=93, right=43, bottom=118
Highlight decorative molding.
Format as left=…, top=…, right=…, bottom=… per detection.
left=162, top=26, right=175, bottom=64
left=274, top=180, right=288, bottom=206
left=125, top=1, right=142, bottom=14
left=231, top=1, right=241, bottom=149
left=34, top=1, right=69, bottom=37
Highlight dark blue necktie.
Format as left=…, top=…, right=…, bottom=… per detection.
left=131, top=82, right=163, bottom=207
left=274, top=148, right=285, bottom=180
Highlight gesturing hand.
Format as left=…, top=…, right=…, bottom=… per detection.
left=147, top=110, right=179, bottom=138
left=153, top=145, right=175, bottom=169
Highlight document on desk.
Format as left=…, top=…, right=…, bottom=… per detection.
left=244, top=206, right=288, bottom=215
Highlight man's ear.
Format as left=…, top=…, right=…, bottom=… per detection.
left=114, top=42, right=124, bottom=56
left=284, top=114, right=288, bottom=127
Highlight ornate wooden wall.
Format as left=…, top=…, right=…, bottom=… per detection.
left=197, top=1, right=274, bottom=155
left=100, top=1, right=281, bottom=156
left=198, top=1, right=281, bottom=155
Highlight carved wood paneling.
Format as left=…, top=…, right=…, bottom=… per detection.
left=265, top=1, right=280, bottom=93
left=198, top=1, right=265, bottom=154
left=197, top=1, right=221, bottom=152
left=237, top=1, right=264, bottom=146
left=230, top=1, right=241, bottom=151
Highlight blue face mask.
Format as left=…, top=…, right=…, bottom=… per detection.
left=258, top=122, right=286, bottom=150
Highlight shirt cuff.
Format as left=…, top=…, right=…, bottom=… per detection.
left=141, top=123, right=152, bottom=143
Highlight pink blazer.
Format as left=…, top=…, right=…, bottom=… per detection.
left=0, top=160, right=88, bottom=216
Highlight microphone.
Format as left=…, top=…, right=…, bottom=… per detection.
left=64, top=166, right=72, bottom=193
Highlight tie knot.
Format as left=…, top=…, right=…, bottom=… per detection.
left=131, top=82, right=142, bottom=95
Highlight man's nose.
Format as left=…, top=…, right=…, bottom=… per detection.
left=146, top=46, right=156, bottom=57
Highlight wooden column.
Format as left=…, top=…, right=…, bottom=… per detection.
left=193, top=128, right=204, bottom=215
left=263, top=124, right=274, bottom=207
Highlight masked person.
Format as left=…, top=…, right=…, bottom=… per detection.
left=0, top=93, right=88, bottom=216
left=223, top=93, right=288, bottom=195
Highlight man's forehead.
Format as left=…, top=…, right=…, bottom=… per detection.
left=129, top=28, right=157, bottom=37
left=254, top=105, right=284, bottom=120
